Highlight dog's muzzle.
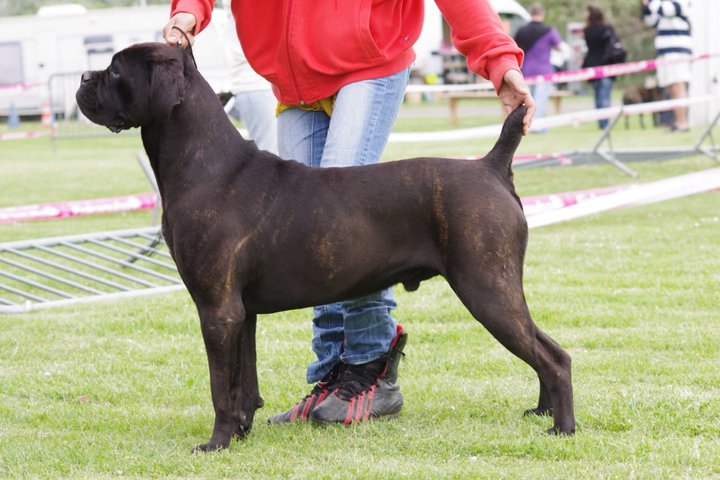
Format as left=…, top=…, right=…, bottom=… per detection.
left=77, top=71, right=129, bottom=134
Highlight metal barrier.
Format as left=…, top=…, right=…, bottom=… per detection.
left=0, top=226, right=183, bottom=313
left=389, top=95, right=720, bottom=176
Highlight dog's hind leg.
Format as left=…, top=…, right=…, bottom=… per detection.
left=231, top=312, right=264, bottom=439
left=524, top=374, right=552, bottom=417
left=192, top=296, right=251, bottom=452
left=446, top=269, right=575, bottom=435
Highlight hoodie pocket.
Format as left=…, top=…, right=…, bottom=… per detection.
left=300, top=0, right=382, bottom=74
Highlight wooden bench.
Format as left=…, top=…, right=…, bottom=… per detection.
left=447, top=89, right=574, bottom=124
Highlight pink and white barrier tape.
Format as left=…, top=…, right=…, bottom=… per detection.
left=0, top=187, right=617, bottom=224
left=0, top=130, right=52, bottom=141
left=527, top=167, right=720, bottom=228
left=0, top=193, right=157, bottom=223
left=522, top=185, right=632, bottom=217
left=405, top=53, right=719, bottom=93
left=0, top=81, right=46, bottom=91
left=1, top=169, right=716, bottom=227
left=525, top=53, right=716, bottom=86
left=0, top=185, right=632, bottom=224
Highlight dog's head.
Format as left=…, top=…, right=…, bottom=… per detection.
left=76, top=43, right=187, bottom=133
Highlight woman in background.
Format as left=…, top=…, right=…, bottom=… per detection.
left=582, top=4, right=617, bottom=129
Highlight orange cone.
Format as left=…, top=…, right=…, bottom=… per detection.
left=41, top=100, right=53, bottom=128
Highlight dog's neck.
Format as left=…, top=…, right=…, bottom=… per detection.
left=140, top=67, right=251, bottom=202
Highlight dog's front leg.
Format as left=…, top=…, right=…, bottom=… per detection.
left=231, top=312, right=264, bottom=439
left=193, top=300, right=246, bottom=452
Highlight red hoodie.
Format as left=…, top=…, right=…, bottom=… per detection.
left=171, top=0, right=523, bottom=106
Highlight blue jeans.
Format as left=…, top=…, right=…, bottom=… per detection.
left=228, top=89, right=278, bottom=155
left=277, top=67, right=410, bottom=383
left=591, top=77, right=614, bottom=129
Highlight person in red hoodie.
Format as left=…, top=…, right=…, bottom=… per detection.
left=163, top=0, right=535, bottom=426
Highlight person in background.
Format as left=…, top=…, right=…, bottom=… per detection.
left=642, top=0, right=692, bottom=132
left=582, top=4, right=618, bottom=130
left=223, top=17, right=277, bottom=153
left=162, top=0, right=534, bottom=426
left=514, top=2, right=562, bottom=133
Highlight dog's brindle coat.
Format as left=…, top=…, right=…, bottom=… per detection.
left=76, top=43, right=575, bottom=451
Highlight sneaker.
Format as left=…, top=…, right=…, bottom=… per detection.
left=267, top=362, right=345, bottom=424
left=311, top=325, right=408, bottom=425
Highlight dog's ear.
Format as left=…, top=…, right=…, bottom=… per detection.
left=148, top=54, right=186, bottom=120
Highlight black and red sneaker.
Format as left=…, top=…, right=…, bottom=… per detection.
left=311, top=325, right=408, bottom=425
left=267, top=362, right=345, bottom=424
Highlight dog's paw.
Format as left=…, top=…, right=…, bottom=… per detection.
left=523, top=407, right=553, bottom=417
left=191, top=441, right=229, bottom=453
left=234, top=423, right=252, bottom=438
left=545, top=426, right=575, bottom=436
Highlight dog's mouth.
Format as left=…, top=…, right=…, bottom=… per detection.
left=106, top=122, right=127, bottom=134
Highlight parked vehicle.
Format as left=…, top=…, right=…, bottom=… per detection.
left=0, top=3, right=231, bottom=118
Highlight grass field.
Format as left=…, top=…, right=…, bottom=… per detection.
left=1, top=101, right=719, bottom=478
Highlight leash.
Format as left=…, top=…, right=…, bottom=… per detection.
left=171, top=26, right=197, bottom=68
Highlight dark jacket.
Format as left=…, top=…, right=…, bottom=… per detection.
left=582, top=24, right=615, bottom=68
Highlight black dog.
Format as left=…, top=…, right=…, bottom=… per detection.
left=76, top=43, right=575, bottom=451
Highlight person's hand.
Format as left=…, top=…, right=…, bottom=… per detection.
left=642, top=0, right=649, bottom=5
left=497, top=69, right=535, bottom=135
left=163, top=13, right=197, bottom=48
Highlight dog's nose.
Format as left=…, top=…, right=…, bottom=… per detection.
left=81, top=71, right=93, bottom=84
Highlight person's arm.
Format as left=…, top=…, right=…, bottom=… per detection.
left=434, top=0, right=534, bottom=133
left=642, top=0, right=661, bottom=27
left=163, top=0, right=214, bottom=46
left=643, top=0, right=689, bottom=26
left=645, top=0, right=689, bottom=17
left=551, top=28, right=563, bottom=51
left=497, top=69, right=534, bottom=135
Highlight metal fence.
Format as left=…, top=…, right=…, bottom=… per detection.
left=0, top=226, right=183, bottom=313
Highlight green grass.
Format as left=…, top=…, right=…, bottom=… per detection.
left=1, top=99, right=719, bottom=478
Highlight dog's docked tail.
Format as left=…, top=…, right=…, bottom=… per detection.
left=484, top=105, right=526, bottom=176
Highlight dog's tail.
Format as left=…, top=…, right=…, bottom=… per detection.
left=484, top=105, right=526, bottom=175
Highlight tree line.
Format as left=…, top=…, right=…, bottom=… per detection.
left=0, top=0, right=169, bottom=16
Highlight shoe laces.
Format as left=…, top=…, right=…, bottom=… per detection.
left=306, top=362, right=345, bottom=397
left=333, top=361, right=385, bottom=401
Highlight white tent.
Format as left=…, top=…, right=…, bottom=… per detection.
left=689, top=0, right=720, bottom=126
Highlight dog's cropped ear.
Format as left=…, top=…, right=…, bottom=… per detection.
left=147, top=55, right=186, bottom=120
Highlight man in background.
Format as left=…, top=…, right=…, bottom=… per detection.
left=514, top=2, right=562, bottom=133
left=223, top=17, right=277, bottom=153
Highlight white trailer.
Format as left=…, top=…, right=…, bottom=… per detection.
left=0, top=3, right=232, bottom=117
left=0, top=1, right=530, bottom=118
left=414, top=0, right=530, bottom=78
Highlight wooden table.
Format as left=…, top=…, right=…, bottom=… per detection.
left=447, top=90, right=574, bottom=124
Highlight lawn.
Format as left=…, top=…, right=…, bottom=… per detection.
left=1, top=100, right=719, bottom=478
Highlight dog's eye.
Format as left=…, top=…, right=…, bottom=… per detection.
left=109, top=69, right=121, bottom=81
